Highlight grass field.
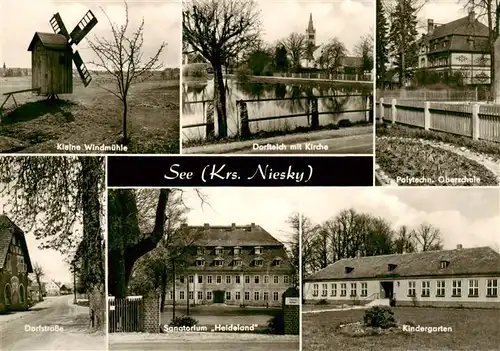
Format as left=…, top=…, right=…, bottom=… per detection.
left=0, top=78, right=179, bottom=153
left=302, top=307, right=500, bottom=350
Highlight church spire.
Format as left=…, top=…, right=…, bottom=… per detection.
left=308, top=13, right=314, bottom=32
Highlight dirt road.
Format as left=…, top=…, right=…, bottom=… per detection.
left=0, top=295, right=105, bottom=351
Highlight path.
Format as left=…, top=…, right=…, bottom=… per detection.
left=0, top=295, right=105, bottom=351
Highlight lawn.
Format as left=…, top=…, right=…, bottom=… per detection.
left=0, top=79, right=179, bottom=153
left=303, top=307, right=500, bottom=351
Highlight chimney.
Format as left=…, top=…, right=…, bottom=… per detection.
left=231, top=223, right=236, bottom=230
left=468, top=8, right=475, bottom=24
left=203, top=223, right=210, bottom=230
left=427, top=19, right=434, bottom=34
left=250, top=223, right=255, bottom=231
left=457, top=244, right=463, bottom=249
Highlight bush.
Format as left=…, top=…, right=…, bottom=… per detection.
left=235, top=66, right=252, bottom=85
left=267, top=311, right=284, bottom=334
left=363, top=306, right=397, bottom=329
left=315, top=299, right=329, bottom=305
left=182, top=63, right=209, bottom=78
left=169, top=315, right=199, bottom=327
left=338, top=119, right=352, bottom=128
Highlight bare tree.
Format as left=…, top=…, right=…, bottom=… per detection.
left=413, top=223, right=443, bottom=251
left=32, top=263, right=45, bottom=302
left=354, top=33, right=374, bottom=73
left=317, top=38, right=347, bottom=74
left=393, top=225, right=416, bottom=253
left=281, top=33, right=307, bottom=71
left=88, top=1, right=167, bottom=144
left=183, top=0, right=262, bottom=138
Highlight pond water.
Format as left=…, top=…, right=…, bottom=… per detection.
left=182, top=77, right=372, bottom=141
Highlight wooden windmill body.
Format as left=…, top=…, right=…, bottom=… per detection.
left=27, top=11, right=98, bottom=97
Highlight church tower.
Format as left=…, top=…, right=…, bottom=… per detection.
left=306, top=13, right=316, bottom=47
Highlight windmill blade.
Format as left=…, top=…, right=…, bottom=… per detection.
left=73, top=51, right=92, bottom=87
left=49, top=13, right=70, bottom=39
left=70, top=10, right=98, bottom=45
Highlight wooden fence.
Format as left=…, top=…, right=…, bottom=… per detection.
left=108, top=296, right=144, bottom=333
left=378, top=89, right=478, bottom=102
left=377, top=97, right=500, bottom=143
left=183, top=95, right=373, bottom=139
left=273, top=72, right=372, bottom=82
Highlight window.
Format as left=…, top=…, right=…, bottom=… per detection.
left=4, top=284, right=12, bottom=305
left=487, top=279, right=498, bottom=297
left=350, top=283, right=357, bottom=297
left=226, top=276, right=231, bottom=284
left=321, top=283, right=327, bottom=296
left=284, top=276, right=290, bottom=284
left=264, top=292, right=269, bottom=300
left=18, top=257, right=25, bottom=273
left=264, top=276, right=269, bottom=284
left=440, top=261, right=449, bottom=269
left=255, top=247, right=262, bottom=255
left=331, top=284, right=337, bottom=297
left=179, top=291, right=185, bottom=300
left=254, top=259, right=263, bottom=267
left=452, top=280, right=462, bottom=296
left=388, top=264, right=397, bottom=271
left=196, top=259, right=205, bottom=267
left=216, top=276, right=222, bottom=284
left=169, top=291, right=173, bottom=299
left=408, top=281, right=416, bottom=297
left=245, top=276, right=250, bottom=284
left=189, top=291, right=194, bottom=300
left=197, top=247, right=204, bottom=255
left=361, top=282, right=367, bottom=297
left=5, top=254, right=11, bottom=273
left=244, top=292, right=250, bottom=300
left=437, top=281, right=445, bottom=297
left=273, top=292, right=279, bottom=301
left=254, top=276, right=260, bottom=284
left=179, top=276, right=185, bottom=284
left=254, top=291, right=260, bottom=300
left=273, top=276, right=279, bottom=284
left=313, top=284, right=319, bottom=297
left=233, top=259, right=242, bottom=266
left=214, top=259, right=224, bottom=267
left=197, top=291, right=203, bottom=300
left=469, top=279, right=479, bottom=297
left=235, top=276, right=241, bottom=284
left=207, top=276, right=213, bottom=284
left=189, top=275, right=194, bottom=283
left=226, top=291, right=231, bottom=300
left=340, top=283, right=346, bottom=297
left=198, top=275, right=203, bottom=284
left=273, top=259, right=281, bottom=266
left=207, top=291, right=212, bottom=300
left=215, top=247, right=223, bottom=255
left=421, top=281, right=430, bottom=297
left=235, top=292, right=241, bottom=300
left=19, top=284, right=25, bottom=304
left=234, top=247, right=241, bottom=255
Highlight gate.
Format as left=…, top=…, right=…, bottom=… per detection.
left=108, top=296, right=144, bottom=332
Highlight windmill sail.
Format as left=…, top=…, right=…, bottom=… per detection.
left=73, top=51, right=92, bottom=87
left=49, top=13, right=70, bottom=39
left=70, top=10, right=98, bottom=45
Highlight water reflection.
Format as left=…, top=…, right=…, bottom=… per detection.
left=182, top=78, right=371, bottom=140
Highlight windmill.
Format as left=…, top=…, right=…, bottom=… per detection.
left=27, top=10, right=98, bottom=98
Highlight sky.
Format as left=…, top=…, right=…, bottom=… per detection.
left=301, top=187, right=500, bottom=251
left=0, top=0, right=181, bottom=69
left=0, top=195, right=75, bottom=285
left=258, top=0, right=373, bottom=55
left=181, top=188, right=300, bottom=245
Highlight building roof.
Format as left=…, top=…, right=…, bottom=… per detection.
left=306, top=246, right=500, bottom=281
left=430, top=16, right=489, bottom=39
left=307, top=13, right=314, bottom=32
left=341, top=56, right=363, bottom=68
left=28, top=32, right=69, bottom=52
left=186, top=223, right=284, bottom=247
left=0, top=215, right=34, bottom=273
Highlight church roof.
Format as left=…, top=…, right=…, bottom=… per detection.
left=308, top=13, right=314, bottom=32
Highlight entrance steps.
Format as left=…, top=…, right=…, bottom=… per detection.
left=366, top=298, right=390, bottom=307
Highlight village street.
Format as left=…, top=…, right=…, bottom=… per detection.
left=0, top=295, right=105, bottom=351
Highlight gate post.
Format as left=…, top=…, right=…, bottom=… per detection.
left=238, top=100, right=250, bottom=137
left=144, top=293, right=160, bottom=333
left=310, top=98, right=319, bottom=129
left=205, top=101, right=215, bottom=139
left=282, top=288, right=299, bottom=335
left=379, top=97, right=384, bottom=122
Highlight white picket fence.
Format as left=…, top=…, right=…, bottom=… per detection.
left=376, top=98, right=500, bottom=143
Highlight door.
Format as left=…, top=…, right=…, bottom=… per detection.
left=380, top=282, right=394, bottom=299
left=213, top=290, right=224, bottom=303
left=40, top=54, right=50, bottom=94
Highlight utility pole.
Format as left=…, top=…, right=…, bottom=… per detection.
left=72, top=261, right=77, bottom=304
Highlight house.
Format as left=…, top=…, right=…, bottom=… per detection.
left=304, top=245, right=500, bottom=308
left=165, top=223, right=294, bottom=307
left=417, top=11, right=490, bottom=85
left=27, top=32, right=73, bottom=94
left=44, top=280, right=61, bottom=296
left=59, top=284, right=71, bottom=295
left=0, top=215, right=34, bottom=312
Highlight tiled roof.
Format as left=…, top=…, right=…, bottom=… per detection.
left=306, top=246, right=500, bottom=281
left=430, top=17, right=489, bottom=39
left=187, top=224, right=284, bottom=247
left=28, top=32, right=69, bottom=51
left=0, top=215, right=34, bottom=273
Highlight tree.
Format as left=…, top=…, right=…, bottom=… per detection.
left=32, top=263, right=45, bottom=302
left=0, top=157, right=105, bottom=329
left=247, top=49, right=274, bottom=76
left=413, top=223, right=444, bottom=251
left=393, top=225, right=416, bottom=253
left=377, top=0, right=389, bottom=85
left=281, top=33, right=307, bottom=71
left=317, top=38, right=347, bottom=74
left=274, top=44, right=289, bottom=72
left=388, top=0, right=419, bottom=87
left=88, top=1, right=167, bottom=144
left=183, top=0, right=261, bottom=138
left=354, top=33, right=374, bottom=74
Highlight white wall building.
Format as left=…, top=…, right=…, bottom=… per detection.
left=304, top=246, right=500, bottom=308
